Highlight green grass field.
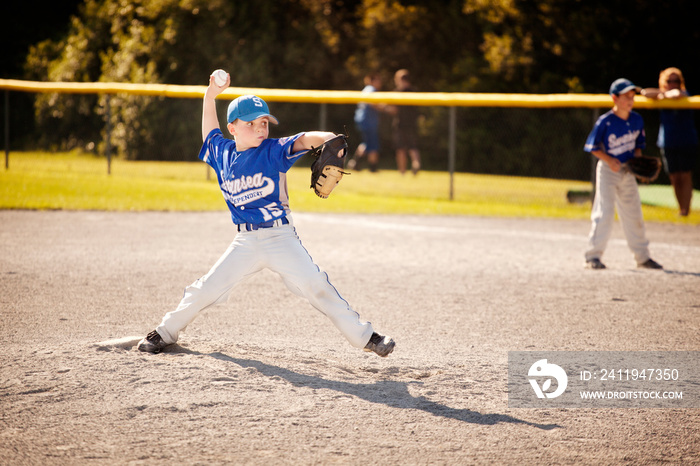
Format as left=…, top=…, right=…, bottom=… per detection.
left=1, top=150, right=698, bottom=224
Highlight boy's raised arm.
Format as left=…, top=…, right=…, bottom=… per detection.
left=202, top=72, right=230, bottom=141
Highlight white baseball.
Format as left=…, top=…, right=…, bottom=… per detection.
left=212, top=69, right=228, bottom=87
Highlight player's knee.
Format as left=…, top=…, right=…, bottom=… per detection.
left=300, top=272, right=335, bottom=300
left=181, top=276, right=228, bottom=306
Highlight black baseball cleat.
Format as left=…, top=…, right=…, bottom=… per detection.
left=363, top=332, right=395, bottom=357
left=585, top=258, right=606, bottom=270
left=638, top=258, right=663, bottom=270
left=137, top=330, right=170, bottom=354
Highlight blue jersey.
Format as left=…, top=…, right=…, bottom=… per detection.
left=354, top=85, right=379, bottom=129
left=584, top=110, right=646, bottom=164
left=199, top=128, right=306, bottom=225
left=657, top=103, right=699, bottom=149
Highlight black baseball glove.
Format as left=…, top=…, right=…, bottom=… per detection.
left=627, top=156, right=662, bottom=183
left=309, top=134, right=349, bottom=198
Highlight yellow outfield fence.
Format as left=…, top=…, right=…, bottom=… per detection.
left=3, top=78, right=700, bottom=109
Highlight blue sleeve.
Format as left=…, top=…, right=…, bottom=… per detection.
left=198, top=128, right=234, bottom=172
left=274, top=133, right=306, bottom=172
left=584, top=118, right=604, bottom=153
left=636, top=130, right=646, bottom=150
left=634, top=113, right=646, bottom=150
left=198, top=128, right=221, bottom=166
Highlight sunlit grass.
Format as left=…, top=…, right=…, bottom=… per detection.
left=1, top=150, right=697, bottom=225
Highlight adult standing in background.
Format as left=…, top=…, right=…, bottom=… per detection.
left=641, top=67, right=698, bottom=216
left=389, top=69, right=421, bottom=175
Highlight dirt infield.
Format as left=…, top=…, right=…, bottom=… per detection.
left=1, top=210, right=699, bottom=465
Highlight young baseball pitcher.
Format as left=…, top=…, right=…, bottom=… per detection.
left=137, top=71, right=395, bottom=357
left=583, top=78, right=663, bottom=270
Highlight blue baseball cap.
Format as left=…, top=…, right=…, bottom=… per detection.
left=610, top=78, right=640, bottom=96
left=227, top=95, right=279, bottom=124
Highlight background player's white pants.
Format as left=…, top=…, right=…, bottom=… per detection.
left=155, top=221, right=374, bottom=349
left=585, top=161, right=650, bottom=264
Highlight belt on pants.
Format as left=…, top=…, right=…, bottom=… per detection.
left=237, top=216, right=289, bottom=232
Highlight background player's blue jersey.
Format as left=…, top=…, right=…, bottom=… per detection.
left=584, top=110, right=646, bottom=164
left=199, top=128, right=306, bottom=225
left=354, top=84, right=379, bottom=130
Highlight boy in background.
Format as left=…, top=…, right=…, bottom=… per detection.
left=348, top=73, right=384, bottom=172
left=583, top=78, right=663, bottom=270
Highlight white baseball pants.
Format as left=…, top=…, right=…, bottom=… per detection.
left=585, top=161, right=651, bottom=264
left=156, top=216, right=374, bottom=349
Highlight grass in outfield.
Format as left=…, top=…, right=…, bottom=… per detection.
left=1, top=150, right=698, bottom=225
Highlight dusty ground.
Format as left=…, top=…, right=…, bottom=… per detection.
left=1, top=210, right=698, bottom=465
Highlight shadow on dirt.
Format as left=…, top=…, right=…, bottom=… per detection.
left=661, top=269, right=700, bottom=277
left=205, top=351, right=561, bottom=431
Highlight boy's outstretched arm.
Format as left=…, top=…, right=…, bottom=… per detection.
left=293, top=131, right=337, bottom=153
left=202, top=72, right=230, bottom=141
